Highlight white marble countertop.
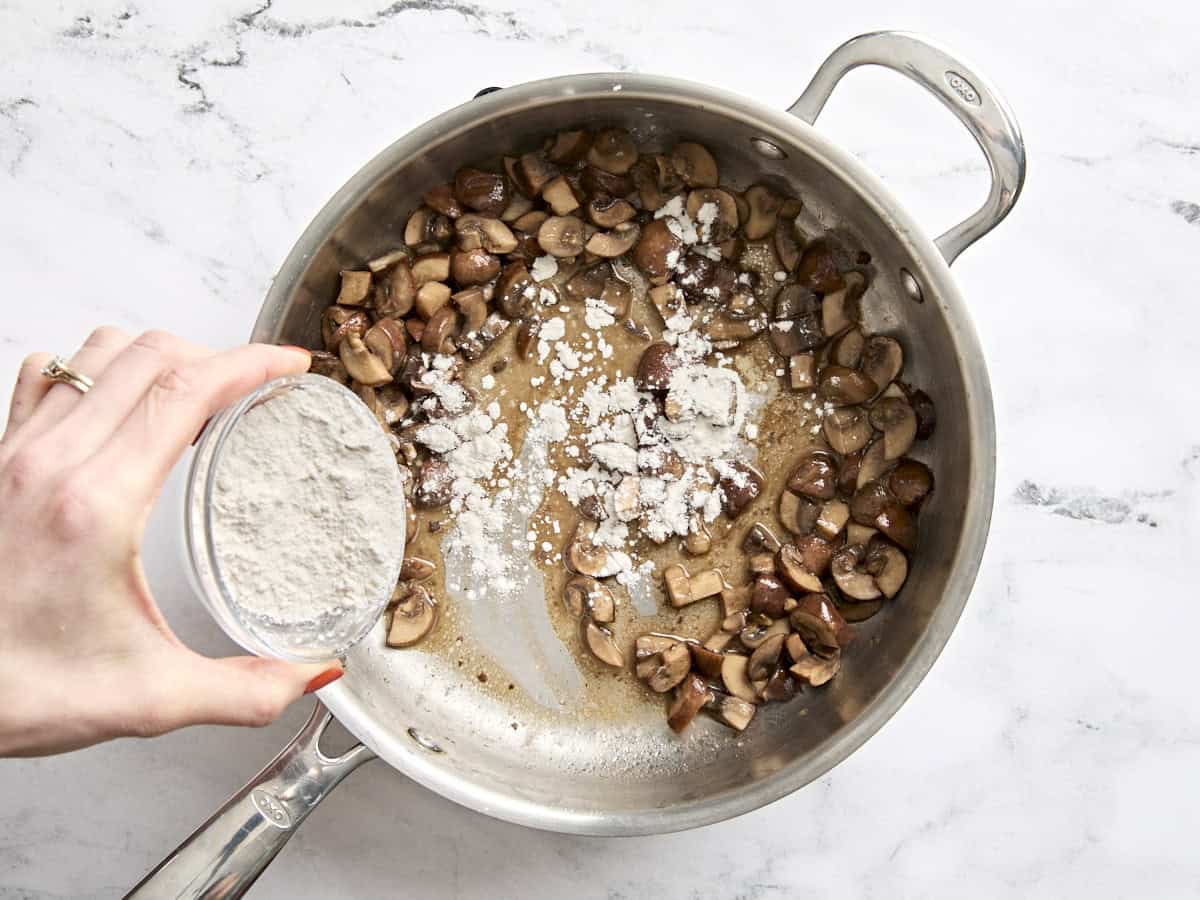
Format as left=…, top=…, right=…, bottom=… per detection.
left=3, top=1, right=1199, bottom=897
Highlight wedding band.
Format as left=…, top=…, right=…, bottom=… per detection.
left=41, top=357, right=94, bottom=394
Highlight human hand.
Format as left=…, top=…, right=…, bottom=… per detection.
left=0, top=328, right=343, bottom=757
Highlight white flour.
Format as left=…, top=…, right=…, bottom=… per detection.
left=210, top=380, right=407, bottom=635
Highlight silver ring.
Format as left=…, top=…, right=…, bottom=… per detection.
left=41, top=357, right=94, bottom=394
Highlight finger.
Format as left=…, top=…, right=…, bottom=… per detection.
left=42, top=330, right=212, bottom=466
left=88, top=344, right=311, bottom=502
left=139, top=654, right=343, bottom=733
left=16, top=326, right=132, bottom=447
left=2, top=352, right=54, bottom=444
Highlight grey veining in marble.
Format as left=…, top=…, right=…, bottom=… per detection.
left=2, top=1, right=1199, bottom=897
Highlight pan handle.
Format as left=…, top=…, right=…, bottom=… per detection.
left=788, top=31, right=1026, bottom=266
left=124, top=702, right=374, bottom=900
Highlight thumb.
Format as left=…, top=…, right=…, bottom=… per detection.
left=149, top=654, right=344, bottom=732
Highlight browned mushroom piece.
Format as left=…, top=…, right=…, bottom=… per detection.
left=339, top=332, right=392, bottom=387
left=404, top=208, right=451, bottom=247
left=823, top=406, right=873, bottom=455
left=511, top=150, right=558, bottom=198
left=671, top=141, right=719, bottom=188
left=778, top=490, right=820, bottom=535
left=537, top=215, right=586, bottom=258
left=648, top=283, right=687, bottom=325
left=818, top=366, right=878, bottom=406
left=775, top=218, right=801, bottom=271
left=375, top=261, right=416, bottom=318
left=739, top=616, right=789, bottom=650
left=685, top=188, right=739, bottom=242
left=321, top=305, right=370, bottom=351
left=586, top=128, right=638, bottom=175
left=747, top=574, right=791, bottom=618
left=535, top=174, right=578, bottom=216
left=634, top=634, right=676, bottom=674
left=815, top=498, right=850, bottom=540
left=642, top=640, right=691, bottom=692
left=564, top=521, right=626, bottom=578
left=742, top=521, right=783, bottom=554
left=563, top=263, right=608, bottom=303
left=582, top=165, right=635, bottom=199
left=415, top=282, right=452, bottom=320
left=716, top=461, right=764, bottom=519
left=830, top=327, right=865, bottom=369
left=634, top=341, right=681, bottom=393
left=787, top=535, right=830, bottom=579
left=787, top=450, right=838, bottom=499
left=874, top=501, right=918, bottom=551
left=849, top=480, right=893, bottom=526
left=796, top=239, right=844, bottom=293
left=495, top=261, right=535, bottom=319
left=412, top=252, right=452, bottom=286
left=582, top=619, right=624, bottom=668
left=399, top=556, right=435, bottom=582
left=821, top=271, right=864, bottom=337
left=414, top=458, right=454, bottom=508
left=747, top=633, right=786, bottom=685
left=450, top=248, right=501, bottom=286
left=547, top=129, right=592, bottom=164
left=586, top=193, right=637, bottom=229
left=335, top=270, right=372, bottom=306
left=309, top=349, right=349, bottom=384
left=562, top=575, right=612, bottom=621
left=761, top=667, right=797, bottom=702
left=865, top=538, right=909, bottom=599
left=775, top=544, right=823, bottom=594
left=868, top=397, right=917, bottom=460
left=861, top=336, right=904, bottom=392
left=585, top=221, right=641, bottom=258
left=453, top=167, right=509, bottom=216
left=742, top=185, right=782, bottom=241
left=454, top=215, right=518, bottom=255
left=451, top=286, right=488, bottom=334
left=748, top=553, right=775, bottom=577
left=515, top=316, right=541, bottom=361
left=721, top=585, right=751, bottom=619
left=632, top=219, right=683, bottom=284
left=831, top=543, right=881, bottom=601
left=720, top=654, right=759, bottom=704
left=789, top=593, right=852, bottom=657
left=790, top=651, right=841, bottom=687
left=704, top=691, right=756, bottom=731
left=788, top=353, right=816, bottom=391
left=689, top=643, right=724, bottom=679
left=363, top=318, right=408, bottom=374
left=906, top=387, right=936, bottom=439
left=421, top=306, right=458, bottom=354
left=423, top=183, right=464, bottom=218
left=852, top=439, right=887, bottom=491
left=888, top=458, right=934, bottom=507
left=511, top=210, right=548, bottom=236
left=386, top=584, right=438, bottom=647
left=668, top=674, right=710, bottom=733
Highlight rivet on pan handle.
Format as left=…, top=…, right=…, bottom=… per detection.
left=123, top=702, right=374, bottom=900
left=788, top=31, right=1027, bottom=266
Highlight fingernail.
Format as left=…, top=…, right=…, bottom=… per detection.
left=304, top=665, right=344, bottom=695
left=279, top=345, right=311, bottom=360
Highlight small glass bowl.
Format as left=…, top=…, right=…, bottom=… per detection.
left=183, top=373, right=405, bottom=662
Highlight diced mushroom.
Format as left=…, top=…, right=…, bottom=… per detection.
left=818, top=366, right=878, bottom=406
left=747, top=633, right=786, bottom=684
left=585, top=222, right=641, bottom=257
left=888, top=459, right=934, bottom=507
left=721, top=585, right=751, bottom=619
left=774, top=544, right=823, bottom=594
left=865, top=539, right=908, bottom=599
left=512, top=150, right=558, bottom=198
left=742, top=185, right=781, bottom=241
left=831, top=544, right=881, bottom=601
left=451, top=248, right=501, bottom=285
left=633, top=219, right=683, bottom=284
left=739, top=616, right=790, bottom=649
left=705, top=630, right=736, bottom=653
left=565, top=521, right=628, bottom=579
left=794, top=533, right=835, bottom=576
left=751, top=574, right=795, bottom=618
left=686, top=188, right=739, bottom=242
left=541, top=175, right=581, bottom=215
left=495, top=261, right=534, bottom=319
left=452, top=286, right=488, bottom=334
left=762, top=667, right=798, bottom=702
left=723, top=610, right=750, bottom=634
left=601, top=277, right=633, bottom=317
left=587, top=193, right=637, bottom=228
left=415, top=282, right=452, bottom=321
left=838, top=599, right=884, bottom=622
left=634, top=634, right=677, bottom=678
left=583, top=619, right=624, bottom=668
left=563, top=575, right=616, bottom=622
left=668, top=674, right=710, bottom=733
left=405, top=207, right=453, bottom=247
left=423, top=183, right=464, bottom=218
left=420, top=306, right=458, bottom=354
left=648, top=283, right=687, bottom=325
left=823, top=406, right=873, bottom=455
left=856, top=439, right=891, bottom=490
left=321, top=305, right=370, bottom=351
left=830, top=327, right=865, bottom=368
left=860, top=336, right=903, bottom=392
left=845, top=523, right=877, bottom=547
left=412, top=253, right=451, bottom=285
left=538, top=215, right=586, bottom=257
left=850, top=480, right=893, bottom=527
left=376, top=261, right=416, bottom=318
left=309, top=349, right=349, bottom=384
left=742, top=521, right=783, bottom=554
left=718, top=460, right=765, bottom=518
left=363, top=318, right=408, bottom=374
left=748, top=553, right=776, bottom=577
left=671, top=142, right=719, bottom=188
left=769, top=314, right=824, bottom=357
left=512, top=209, right=549, bottom=235
left=689, top=644, right=724, bottom=679
left=685, top=514, right=712, bottom=556
left=704, top=691, right=756, bottom=731
left=796, top=239, right=844, bottom=293
left=634, top=342, right=681, bottom=392
left=874, top=501, right=918, bottom=551
left=386, top=584, right=438, bottom=647
left=642, top=640, right=690, bottom=692
left=367, top=248, right=410, bottom=274
left=721, top=654, right=759, bottom=704
left=453, top=167, right=509, bottom=216
left=778, top=490, right=820, bottom=535
left=815, top=498, right=850, bottom=540
left=501, top=193, right=533, bottom=223
left=775, top=218, right=801, bottom=271
left=335, top=270, right=372, bottom=306
left=339, top=332, right=392, bottom=386
left=868, top=396, right=917, bottom=460
left=547, top=129, right=592, bottom=165
left=414, top=458, right=454, bottom=508
left=821, top=271, right=864, bottom=337
left=587, top=128, right=638, bottom=175
left=787, top=450, right=838, bottom=500
left=454, top=215, right=518, bottom=254
left=400, top=557, right=435, bottom=582
left=789, top=593, right=851, bottom=657
left=613, top=474, right=641, bottom=522
left=908, top=387, right=937, bottom=439
left=790, top=651, right=841, bottom=687
left=789, top=353, right=816, bottom=390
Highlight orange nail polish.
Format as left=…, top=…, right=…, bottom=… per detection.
left=304, top=665, right=344, bottom=694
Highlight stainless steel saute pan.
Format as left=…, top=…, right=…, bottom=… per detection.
left=128, top=31, right=1025, bottom=898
